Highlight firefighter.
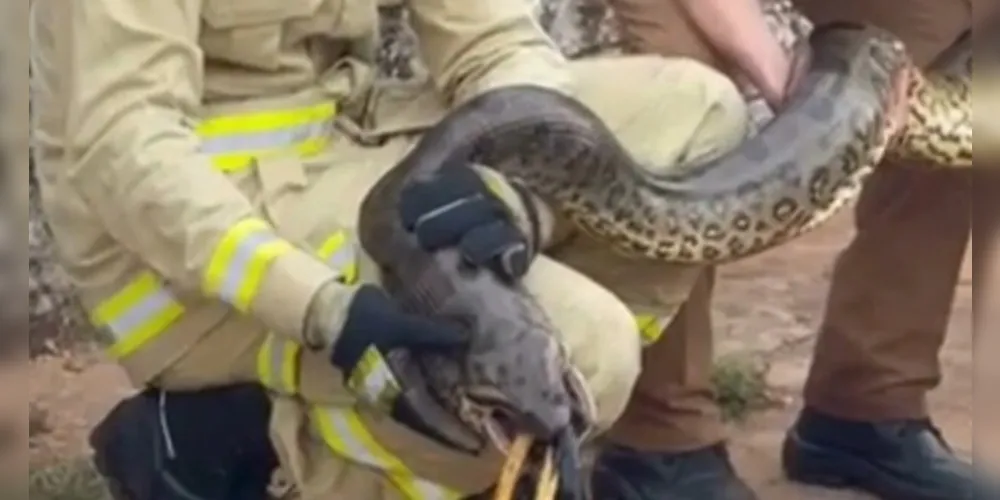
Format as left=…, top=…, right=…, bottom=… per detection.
left=29, top=0, right=750, bottom=497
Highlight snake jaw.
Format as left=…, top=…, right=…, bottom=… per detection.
left=464, top=386, right=522, bottom=454
left=485, top=413, right=517, bottom=455
left=466, top=365, right=594, bottom=458
left=384, top=350, right=487, bottom=454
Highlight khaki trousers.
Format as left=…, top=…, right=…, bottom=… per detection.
left=159, top=55, right=750, bottom=498
left=603, top=0, right=976, bottom=451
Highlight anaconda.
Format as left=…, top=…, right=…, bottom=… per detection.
left=887, top=28, right=971, bottom=168
left=356, top=23, right=972, bottom=496
left=363, top=23, right=971, bottom=268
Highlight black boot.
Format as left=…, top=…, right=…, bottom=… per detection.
left=590, top=443, right=758, bottom=500
left=89, top=384, right=277, bottom=500
left=782, top=407, right=999, bottom=500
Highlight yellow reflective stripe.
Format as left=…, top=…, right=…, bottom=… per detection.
left=197, top=102, right=337, bottom=138
left=635, top=313, right=670, bottom=346
left=347, top=346, right=402, bottom=413
left=313, top=407, right=461, bottom=499
left=196, top=102, right=338, bottom=173
left=90, top=271, right=185, bottom=359
left=316, top=231, right=358, bottom=285
left=209, top=135, right=330, bottom=173
left=256, top=334, right=302, bottom=394
left=203, top=218, right=295, bottom=312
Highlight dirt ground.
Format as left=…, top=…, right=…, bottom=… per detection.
left=17, top=209, right=991, bottom=499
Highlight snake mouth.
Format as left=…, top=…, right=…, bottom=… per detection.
left=469, top=367, right=596, bottom=456
left=485, top=410, right=520, bottom=454
left=462, top=385, right=519, bottom=454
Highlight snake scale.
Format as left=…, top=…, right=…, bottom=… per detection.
left=356, top=23, right=972, bottom=497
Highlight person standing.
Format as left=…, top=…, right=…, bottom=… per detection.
left=590, top=0, right=990, bottom=498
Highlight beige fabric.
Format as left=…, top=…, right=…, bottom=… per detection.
left=30, top=0, right=572, bottom=384
left=545, top=61, right=748, bottom=322
left=257, top=57, right=747, bottom=499
left=31, top=0, right=750, bottom=494
left=155, top=54, right=749, bottom=498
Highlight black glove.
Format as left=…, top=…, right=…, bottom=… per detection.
left=397, top=163, right=533, bottom=281
left=329, top=284, right=483, bottom=452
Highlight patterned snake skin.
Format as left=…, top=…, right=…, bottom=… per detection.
left=356, top=22, right=972, bottom=497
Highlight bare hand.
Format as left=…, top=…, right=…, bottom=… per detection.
left=755, top=53, right=792, bottom=110
left=759, top=41, right=811, bottom=111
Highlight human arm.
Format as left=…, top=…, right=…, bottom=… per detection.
left=60, top=0, right=354, bottom=346
left=674, top=0, right=793, bottom=108
left=58, top=0, right=485, bottom=448
left=405, top=0, right=572, bottom=105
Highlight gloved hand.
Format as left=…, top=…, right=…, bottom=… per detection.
left=325, top=283, right=483, bottom=451
left=397, top=163, right=535, bottom=281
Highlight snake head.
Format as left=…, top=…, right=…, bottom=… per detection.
left=809, top=22, right=910, bottom=85
left=808, top=22, right=914, bottom=147
left=459, top=300, right=597, bottom=456
left=390, top=246, right=599, bottom=454
left=386, top=245, right=596, bottom=459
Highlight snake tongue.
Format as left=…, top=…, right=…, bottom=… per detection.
left=385, top=350, right=485, bottom=454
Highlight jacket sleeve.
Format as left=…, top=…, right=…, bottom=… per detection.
left=60, top=0, right=347, bottom=346
left=405, top=0, right=574, bottom=105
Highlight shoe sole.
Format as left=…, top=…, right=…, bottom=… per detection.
left=781, top=430, right=967, bottom=500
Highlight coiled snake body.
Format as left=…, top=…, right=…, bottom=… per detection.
left=356, top=23, right=972, bottom=497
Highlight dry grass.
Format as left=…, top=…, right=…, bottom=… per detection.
left=28, top=458, right=111, bottom=500
left=711, top=356, right=772, bottom=423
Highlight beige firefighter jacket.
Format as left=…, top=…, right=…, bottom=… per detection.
left=31, top=0, right=572, bottom=385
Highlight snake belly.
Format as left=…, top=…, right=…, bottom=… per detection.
left=354, top=23, right=970, bottom=457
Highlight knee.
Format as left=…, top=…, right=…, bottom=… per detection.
left=523, top=258, right=642, bottom=430
left=638, top=57, right=751, bottom=168
left=573, top=294, right=642, bottom=431
left=570, top=56, right=751, bottom=172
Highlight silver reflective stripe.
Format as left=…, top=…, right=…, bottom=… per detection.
left=315, top=231, right=358, bottom=284
left=326, top=244, right=354, bottom=274
left=326, top=411, right=383, bottom=467
left=91, top=271, right=186, bottom=359
left=199, top=120, right=333, bottom=155
left=257, top=335, right=300, bottom=394
left=315, top=408, right=460, bottom=499
left=105, top=288, right=180, bottom=339
left=221, top=232, right=275, bottom=301
left=358, top=359, right=394, bottom=405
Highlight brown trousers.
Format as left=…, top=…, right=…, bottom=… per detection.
left=603, top=0, right=975, bottom=451
left=975, top=170, right=1000, bottom=324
